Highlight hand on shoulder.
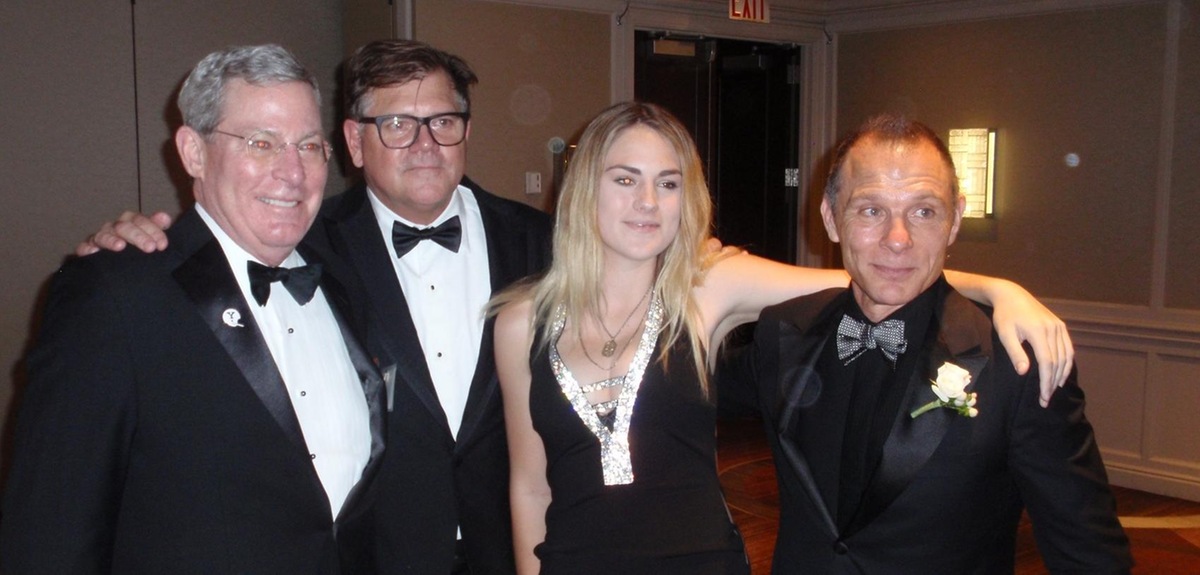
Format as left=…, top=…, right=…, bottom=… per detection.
left=75, top=211, right=173, bottom=256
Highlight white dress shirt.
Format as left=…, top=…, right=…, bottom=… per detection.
left=197, top=205, right=372, bottom=518
left=368, top=185, right=491, bottom=439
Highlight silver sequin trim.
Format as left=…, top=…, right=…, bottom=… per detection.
left=549, top=296, right=663, bottom=486
left=579, top=376, right=624, bottom=394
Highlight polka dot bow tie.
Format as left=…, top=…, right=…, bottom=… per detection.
left=836, top=314, right=907, bottom=367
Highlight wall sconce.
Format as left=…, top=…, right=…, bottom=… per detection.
left=947, top=128, right=996, bottom=218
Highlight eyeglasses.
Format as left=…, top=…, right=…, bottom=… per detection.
left=358, top=112, right=470, bottom=149
left=211, top=129, right=331, bottom=165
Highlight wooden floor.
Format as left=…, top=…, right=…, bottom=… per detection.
left=716, top=417, right=1200, bottom=573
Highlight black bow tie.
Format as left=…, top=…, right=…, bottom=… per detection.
left=392, top=216, right=462, bottom=258
left=836, top=314, right=907, bottom=366
left=247, top=261, right=323, bottom=307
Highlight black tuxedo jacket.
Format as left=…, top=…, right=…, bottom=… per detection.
left=0, top=209, right=386, bottom=575
left=309, top=179, right=552, bottom=574
left=726, top=281, right=1131, bottom=574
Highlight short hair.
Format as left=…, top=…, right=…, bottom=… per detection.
left=177, top=44, right=319, bottom=135
left=344, top=40, right=478, bottom=118
left=823, top=114, right=959, bottom=209
left=523, top=101, right=716, bottom=393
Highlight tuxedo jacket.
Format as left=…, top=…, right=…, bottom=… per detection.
left=310, top=179, right=552, bottom=574
left=726, top=280, right=1131, bottom=574
left=0, top=209, right=386, bottom=575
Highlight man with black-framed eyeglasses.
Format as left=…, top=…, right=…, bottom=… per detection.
left=330, top=40, right=551, bottom=575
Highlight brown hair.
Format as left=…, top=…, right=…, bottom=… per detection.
left=824, top=113, right=959, bottom=209
left=344, top=40, right=478, bottom=118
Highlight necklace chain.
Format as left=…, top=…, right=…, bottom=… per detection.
left=598, top=286, right=652, bottom=357
left=579, top=330, right=615, bottom=371
left=579, top=320, right=641, bottom=372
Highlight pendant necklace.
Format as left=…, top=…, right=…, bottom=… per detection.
left=598, top=286, right=652, bottom=357
left=579, top=317, right=642, bottom=373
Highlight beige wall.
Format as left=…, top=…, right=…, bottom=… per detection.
left=414, top=0, right=611, bottom=212
left=0, top=0, right=344, bottom=474
left=837, top=3, right=1171, bottom=306
left=0, top=1, right=139, bottom=471
left=1165, top=0, right=1200, bottom=309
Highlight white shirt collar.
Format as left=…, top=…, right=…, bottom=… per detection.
left=366, top=184, right=471, bottom=258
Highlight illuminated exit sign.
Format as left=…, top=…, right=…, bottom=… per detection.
left=730, top=0, right=769, bottom=23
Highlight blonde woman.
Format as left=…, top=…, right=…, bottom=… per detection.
left=493, top=102, right=1071, bottom=574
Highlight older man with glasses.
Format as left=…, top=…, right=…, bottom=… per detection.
left=75, top=40, right=553, bottom=574
left=1, top=45, right=384, bottom=574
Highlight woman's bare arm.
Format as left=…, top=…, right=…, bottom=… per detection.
left=697, top=252, right=1073, bottom=404
left=494, top=299, right=552, bottom=575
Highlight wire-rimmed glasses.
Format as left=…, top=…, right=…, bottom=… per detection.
left=211, top=129, right=331, bottom=166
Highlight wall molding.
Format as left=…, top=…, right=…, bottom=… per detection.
left=1066, top=303, right=1200, bottom=501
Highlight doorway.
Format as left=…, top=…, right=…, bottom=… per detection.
left=634, top=31, right=801, bottom=265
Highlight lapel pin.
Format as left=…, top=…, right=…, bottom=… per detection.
left=222, top=308, right=245, bottom=328
left=382, top=364, right=397, bottom=413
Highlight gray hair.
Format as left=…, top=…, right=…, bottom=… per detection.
left=177, top=44, right=319, bottom=135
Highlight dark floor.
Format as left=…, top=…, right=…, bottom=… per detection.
left=716, top=418, right=1200, bottom=574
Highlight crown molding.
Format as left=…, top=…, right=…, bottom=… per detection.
left=477, top=0, right=1165, bottom=32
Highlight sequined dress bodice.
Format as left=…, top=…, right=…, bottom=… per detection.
left=527, top=305, right=747, bottom=574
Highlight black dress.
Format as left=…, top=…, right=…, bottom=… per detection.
left=528, top=300, right=748, bottom=574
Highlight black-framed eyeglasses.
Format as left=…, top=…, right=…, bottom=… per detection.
left=211, top=129, right=331, bottom=165
left=358, top=112, right=470, bottom=149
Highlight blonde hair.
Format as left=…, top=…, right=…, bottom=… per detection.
left=493, top=101, right=718, bottom=393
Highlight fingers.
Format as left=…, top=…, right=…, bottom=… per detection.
left=74, top=211, right=173, bottom=257
left=1036, top=339, right=1056, bottom=408
left=149, top=211, right=174, bottom=231
left=1031, top=323, right=1059, bottom=407
left=1033, top=319, right=1074, bottom=407
left=998, top=328, right=1032, bottom=377
left=74, top=234, right=107, bottom=257
left=112, top=211, right=169, bottom=252
left=1060, top=325, right=1075, bottom=384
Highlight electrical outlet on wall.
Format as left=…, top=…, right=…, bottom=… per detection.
left=525, top=172, right=542, bottom=195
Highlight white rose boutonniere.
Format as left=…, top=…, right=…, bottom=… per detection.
left=910, top=362, right=979, bottom=419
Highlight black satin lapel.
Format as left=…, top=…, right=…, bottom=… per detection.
left=455, top=191, right=535, bottom=446
left=331, top=198, right=451, bottom=435
left=455, top=318, right=495, bottom=448
left=172, top=239, right=306, bottom=450
left=775, top=323, right=838, bottom=537
left=477, top=185, right=537, bottom=293
left=318, top=271, right=387, bottom=522
left=849, top=349, right=990, bottom=536
left=778, top=436, right=837, bottom=537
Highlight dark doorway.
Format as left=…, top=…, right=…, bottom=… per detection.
left=635, top=31, right=801, bottom=264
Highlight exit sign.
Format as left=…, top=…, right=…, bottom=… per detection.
left=730, top=0, right=769, bottom=23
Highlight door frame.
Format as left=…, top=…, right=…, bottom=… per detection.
left=610, top=6, right=837, bottom=267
